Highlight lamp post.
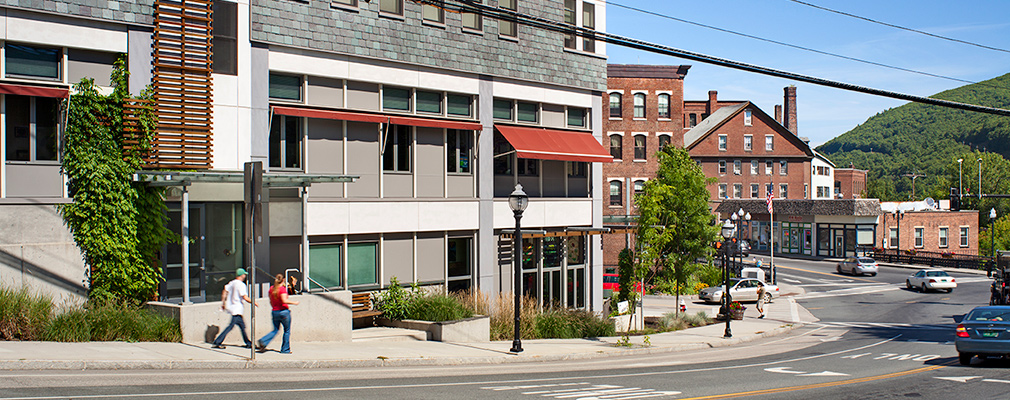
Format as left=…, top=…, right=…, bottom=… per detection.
left=508, top=184, right=528, bottom=354
left=720, top=219, right=735, bottom=338
left=731, top=212, right=739, bottom=275
left=979, top=158, right=983, bottom=200
left=991, top=208, right=998, bottom=258
left=958, top=158, right=963, bottom=200
left=744, top=211, right=752, bottom=267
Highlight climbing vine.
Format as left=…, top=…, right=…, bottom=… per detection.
left=60, top=55, right=172, bottom=303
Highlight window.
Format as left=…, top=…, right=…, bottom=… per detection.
left=447, top=94, right=473, bottom=117
left=750, top=184, right=759, bottom=198
left=517, top=101, right=538, bottom=123
left=733, top=160, right=741, bottom=175
left=382, top=124, right=411, bottom=172
left=960, top=227, right=969, bottom=247
left=567, top=107, right=586, bottom=127
left=567, top=161, right=587, bottom=177
left=780, top=160, right=788, bottom=175
left=634, top=180, right=645, bottom=196
left=718, top=135, right=727, bottom=151
left=609, top=93, right=622, bottom=118
left=804, top=183, right=808, bottom=199
left=447, top=129, right=471, bottom=174
left=744, top=135, right=752, bottom=151
left=268, top=73, right=302, bottom=101
left=447, top=237, right=472, bottom=292
left=493, top=98, right=513, bottom=120
left=5, top=95, right=59, bottom=162
left=914, top=227, right=924, bottom=248
left=423, top=1, right=444, bottom=23
left=582, top=1, right=595, bottom=52
left=5, top=43, right=61, bottom=79
left=609, top=135, right=622, bottom=160
left=939, top=227, right=949, bottom=248
left=733, top=184, right=742, bottom=199
left=347, top=242, right=378, bottom=287
left=779, top=184, right=788, bottom=199
left=609, top=181, right=622, bottom=206
left=563, top=0, right=577, bottom=49
left=308, top=244, right=342, bottom=289
left=750, top=160, right=758, bottom=175
left=269, top=115, right=302, bottom=169
left=379, top=0, right=403, bottom=15
left=416, top=90, right=442, bottom=114
left=517, top=158, right=537, bottom=176
left=212, top=0, right=237, bottom=75
left=658, top=135, right=670, bottom=149
left=462, top=0, right=482, bottom=30
left=718, top=160, right=726, bottom=174
left=657, top=93, right=670, bottom=119
left=688, top=113, right=697, bottom=127
left=889, top=228, right=898, bottom=248
left=498, top=0, right=517, bottom=37
left=765, top=161, right=773, bottom=175
left=744, top=109, right=752, bottom=126
left=332, top=0, right=357, bottom=6
left=718, top=184, right=727, bottom=199
left=765, top=135, right=774, bottom=151
left=766, top=183, right=773, bottom=197
left=493, top=134, right=513, bottom=175
left=633, top=135, right=646, bottom=160
left=383, top=86, right=411, bottom=111
left=633, top=93, right=645, bottom=118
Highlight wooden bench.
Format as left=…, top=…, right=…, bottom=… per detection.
left=351, top=292, right=383, bottom=320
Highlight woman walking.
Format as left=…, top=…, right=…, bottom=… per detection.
left=257, top=274, right=299, bottom=354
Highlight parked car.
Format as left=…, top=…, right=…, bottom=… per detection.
left=837, top=257, right=879, bottom=276
left=734, top=240, right=750, bottom=257
left=602, top=273, right=643, bottom=294
left=906, top=269, right=956, bottom=292
left=955, top=306, right=1010, bottom=365
left=698, top=278, right=779, bottom=304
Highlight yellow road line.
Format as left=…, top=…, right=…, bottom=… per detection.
left=776, top=264, right=879, bottom=284
left=678, top=363, right=950, bottom=400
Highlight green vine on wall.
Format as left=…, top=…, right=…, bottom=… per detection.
left=60, top=55, right=172, bottom=303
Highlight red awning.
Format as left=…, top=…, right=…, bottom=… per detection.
left=495, top=125, right=613, bottom=163
left=0, top=83, right=69, bottom=99
left=271, top=106, right=482, bottom=130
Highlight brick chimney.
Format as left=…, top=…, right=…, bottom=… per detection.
left=774, top=105, right=782, bottom=124
left=783, top=86, right=797, bottom=134
left=707, top=90, right=718, bottom=114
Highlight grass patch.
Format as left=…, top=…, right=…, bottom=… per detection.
left=453, top=289, right=614, bottom=340
left=407, top=295, right=474, bottom=322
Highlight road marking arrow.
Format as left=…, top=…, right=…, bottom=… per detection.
left=783, top=278, right=802, bottom=283
left=765, top=367, right=806, bottom=374
left=801, top=371, right=850, bottom=377
left=934, top=376, right=982, bottom=383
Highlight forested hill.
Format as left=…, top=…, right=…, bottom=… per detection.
left=816, top=72, right=1010, bottom=201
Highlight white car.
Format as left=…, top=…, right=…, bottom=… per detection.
left=906, top=269, right=956, bottom=293
left=698, top=278, right=780, bottom=304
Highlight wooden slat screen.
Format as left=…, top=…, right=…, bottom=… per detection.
left=149, top=0, right=214, bottom=169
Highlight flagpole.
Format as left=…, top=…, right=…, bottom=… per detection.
left=770, top=198, right=775, bottom=284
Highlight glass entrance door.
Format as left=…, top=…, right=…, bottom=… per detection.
left=163, top=204, right=205, bottom=302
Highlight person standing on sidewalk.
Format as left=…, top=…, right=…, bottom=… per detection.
left=257, top=274, right=299, bottom=354
left=756, top=282, right=768, bottom=319
left=212, top=268, right=257, bottom=349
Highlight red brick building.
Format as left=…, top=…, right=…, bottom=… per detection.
left=835, top=168, right=869, bottom=199
left=878, top=202, right=979, bottom=254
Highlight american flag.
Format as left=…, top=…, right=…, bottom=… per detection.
left=766, top=191, right=774, bottom=213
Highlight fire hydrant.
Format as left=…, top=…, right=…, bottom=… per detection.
left=679, top=299, right=687, bottom=313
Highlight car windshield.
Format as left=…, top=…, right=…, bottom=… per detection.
left=857, top=258, right=875, bottom=263
left=967, top=309, right=1010, bottom=322
left=926, top=271, right=949, bottom=277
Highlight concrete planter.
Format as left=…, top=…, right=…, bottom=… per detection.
left=378, top=315, right=490, bottom=343
left=610, top=307, right=644, bottom=332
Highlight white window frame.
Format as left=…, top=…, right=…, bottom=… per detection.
left=765, top=160, right=773, bottom=175
left=779, top=184, right=788, bottom=199
left=656, top=91, right=672, bottom=120
left=939, top=226, right=949, bottom=248
left=632, top=91, right=647, bottom=119
left=608, top=91, right=623, bottom=119
left=765, top=135, right=774, bottom=151
left=632, top=133, right=647, bottom=162
left=750, top=183, right=759, bottom=198
left=608, top=132, right=624, bottom=161
left=914, top=227, right=924, bottom=248
left=718, top=160, right=726, bottom=175
left=733, top=183, right=742, bottom=199
left=657, top=132, right=672, bottom=149
left=780, top=160, right=788, bottom=175
left=743, top=135, right=752, bottom=151
left=718, top=134, right=727, bottom=151
left=608, top=179, right=623, bottom=207
left=744, top=109, right=752, bottom=126
left=718, top=183, right=727, bottom=199
left=733, top=160, right=741, bottom=175
left=960, top=226, right=969, bottom=247
left=750, top=160, right=758, bottom=175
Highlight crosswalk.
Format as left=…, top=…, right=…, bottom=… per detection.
left=481, top=382, right=681, bottom=399
left=813, top=321, right=954, bottom=330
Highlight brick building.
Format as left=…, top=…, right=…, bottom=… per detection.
left=878, top=202, right=979, bottom=254
left=835, top=168, right=869, bottom=199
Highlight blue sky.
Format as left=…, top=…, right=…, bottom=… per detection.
left=605, top=0, right=1010, bottom=147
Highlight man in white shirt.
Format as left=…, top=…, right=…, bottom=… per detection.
left=211, top=268, right=256, bottom=349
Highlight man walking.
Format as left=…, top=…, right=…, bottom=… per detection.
left=212, top=268, right=256, bottom=349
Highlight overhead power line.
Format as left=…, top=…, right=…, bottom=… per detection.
left=423, top=0, right=1010, bottom=117
left=787, top=0, right=1010, bottom=54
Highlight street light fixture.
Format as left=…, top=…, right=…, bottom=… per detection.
left=990, top=208, right=998, bottom=277
left=508, top=184, right=528, bottom=354
left=979, top=158, right=984, bottom=199
left=720, top=219, right=735, bottom=338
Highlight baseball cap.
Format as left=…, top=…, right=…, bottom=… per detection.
left=236, top=268, right=248, bottom=277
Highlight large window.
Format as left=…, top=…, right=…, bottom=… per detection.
left=499, top=0, right=517, bottom=37
left=657, top=93, right=670, bottom=119
left=493, top=133, right=513, bottom=175
left=447, top=129, right=471, bottom=174
left=779, top=184, right=788, bottom=199
left=889, top=228, right=898, bottom=248
left=416, top=90, right=442, bottom=114
left=308, top=244, right=342, bottom=289
left=939, top=227, right=949, bottom=248
left=493, top=98, right=513, bottom=120
left=609, top=181, right=622, bottom=206
left=446, top=94, right=473, bottom=117
left=609, top=135, right=622, bottom=160
left=563, top=0, right=576, bottom=49
left=422, top=1, right=444, bottom=23
left=765, top=161, right=773, bottom=175
left=914, top=227, right=924, bottom=248
left=447, top=237, right=472, bottom=292
left=212, top=0, right=237, bottom=75
left=517, top=158, right=537, bottom=176
left=567, top=107, right=586, bottom=127
left=5, top=95, right=60, bottom=162
left=750, top=160, right=758, bottom=175
left=269, top=115, right=302, bottom=169
left=462, top=0, right=482, bottom=30
left=379, top=0, right=403, bottom=15
left=960, top=226, right=969, bottom=247
left=688, top=113, right=697, bottom=127
left=658, top=134, right=670, bottom=149
left=733, top=184, right=742, bottom=199
left=633, top=93, right=645, bottom=118
left=517, top=101, right=538, bottom=123
left=383, top=86, right=411, bottom=111
left=582, top=1, right=595, bottom=52
left=347, top=243, right=378, bottom=287
left=634, top=180, right=645, bottom=196
left=609, top=92, right=622, bottom=118
left=718, top=184, right=727, bottom=199
left=383, top=124, right=411, bottom=172
left=268, top=73, right=302, bottom=101
left=5, top=43, right=61, bottom=79
left=633, top=134, right=646, bottom=160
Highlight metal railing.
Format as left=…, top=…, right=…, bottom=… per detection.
left=871, top=248, right=991, bottom=270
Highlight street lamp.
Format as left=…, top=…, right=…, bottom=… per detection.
left=720, top=219, right=735, bottom=338
left=508, top=184, right=528, bottom=353
left=958, top=158, right=963, bottom=199
left=979, top=158, right=983, bottom=199
left=990, top=208, right=998, bottom=277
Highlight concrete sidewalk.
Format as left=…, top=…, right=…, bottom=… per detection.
left=0, top=286, right=817, bottom=370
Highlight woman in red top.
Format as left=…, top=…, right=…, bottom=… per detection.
left=256, top=274, right=299, bottom=354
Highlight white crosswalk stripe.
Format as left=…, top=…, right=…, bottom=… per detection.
left=482, top=382, right=681, bottom=399
left=814, top=321, right=950, bottom=330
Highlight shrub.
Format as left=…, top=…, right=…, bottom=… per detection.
left=0, top=286, right=54, bottom=340
left=657, top=311, right=712, bottom=331
left=375, top=277, right=420, bottom=321
left=407, top=295, right=474, bottom=322
left=535, top=309, right=578, bottom=339
left=87, top=300, right=181, bottom=342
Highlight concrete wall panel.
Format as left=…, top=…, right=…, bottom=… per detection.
left=382, top=233, right=413, bottom=285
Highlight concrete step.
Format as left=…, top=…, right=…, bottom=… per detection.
left=352, top=327, right=427, bottom=342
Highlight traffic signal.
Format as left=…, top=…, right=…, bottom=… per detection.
left=949, top=187, right=960, bottom=211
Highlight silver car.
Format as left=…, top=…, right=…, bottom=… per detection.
left=698, top=278, right=779, bottom=304
left=956, top=306, right=1010, bottom=365
left=836, top=257, right=878, bottom=276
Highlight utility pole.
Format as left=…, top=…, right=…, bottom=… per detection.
left=903, top=172, right=926, bottom=200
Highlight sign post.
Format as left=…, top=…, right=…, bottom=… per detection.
left=244, top=162, right=263, bottom=360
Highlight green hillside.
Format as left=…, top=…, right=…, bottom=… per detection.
left=816, top=72, right=1010, bottom=201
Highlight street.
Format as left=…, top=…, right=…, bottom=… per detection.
left=1, top=257, right=1005, bottom=399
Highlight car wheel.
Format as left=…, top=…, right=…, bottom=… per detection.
left=906, top=280, right=912, bottom=289
left=946, top=288, right=953, bottom=293
left=837, top=265, right=843, bottom=274
left=921, top=283, right=928, bottom=293
left=959, top=352, right=973, bottom=366
left=762, top=293, right=773, bottom=303
left=870, top=273, right=877, bottom=277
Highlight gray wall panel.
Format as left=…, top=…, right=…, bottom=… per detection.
left=250, top=43, right=271, bottom=165
left=269, top=236, right=301, bottom=277
left=307, top=76, right=344, bottom=109
left=416, top=232, right=445, bottom=283
left=345, top=121, right=379, bottom=198
left=346, top=81, right=379, bottom=111
left=68, top=49, right=116, bottom=87
left=127, top=27, right=154, bottom=96
left=382, top=174, right=412, bottom=198
left=4, top=164, right=63, bottom=198
left=415, top=127, right=443, bottom=198
left=542, top=104, right=566, bottom=128
left=307, top=118, right=345, bottom=198
left=542, top=160, right=565, bottom=197
left=382, top=233, right=413, bottom=285
left=446, top=175, right=474, bottom=198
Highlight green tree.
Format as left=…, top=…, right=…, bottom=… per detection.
left=635, top=146, right=719, bottom=310
left=981, top=215, right=1010, bottom=257
left=616, top=248, right=635, bottom=305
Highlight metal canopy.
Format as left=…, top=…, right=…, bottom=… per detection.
left=133, top=170, right=359, bottom=186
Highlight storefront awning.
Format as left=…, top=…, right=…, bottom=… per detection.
left=500, top=226, right=612, bottom=239
left=495, top=125, right=613, bottom=163
left=0, top=83, right=69, bottom=99
left=271, top=106, right=482, bottom=130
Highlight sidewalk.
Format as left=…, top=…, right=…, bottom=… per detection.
left=0, top=285, right=817, bottom=370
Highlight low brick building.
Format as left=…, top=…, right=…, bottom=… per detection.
left=835, top=168, right=869, bottom=199
left=878, top=202, right=979, bottom=255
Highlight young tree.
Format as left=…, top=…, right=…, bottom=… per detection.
left=635, top=145, right=719, bottom=309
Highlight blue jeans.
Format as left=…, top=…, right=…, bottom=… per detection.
left=213, top=315, right=251, bottom=346
left=259, top=309, right=292, bottom=353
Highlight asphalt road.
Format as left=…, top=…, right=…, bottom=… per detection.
left=2, top=257, right=1007, bottom=400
